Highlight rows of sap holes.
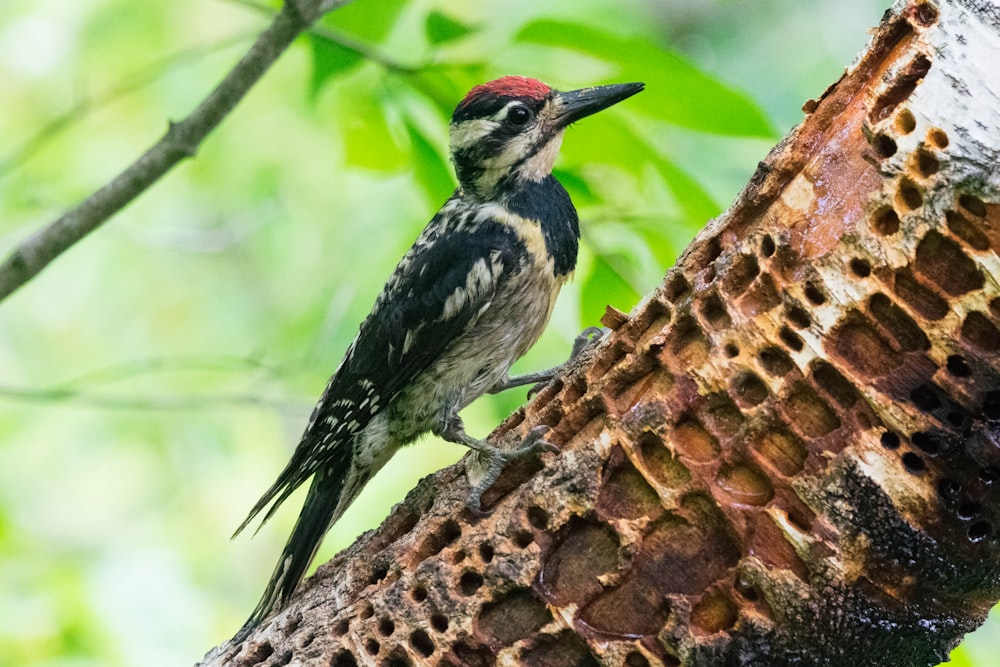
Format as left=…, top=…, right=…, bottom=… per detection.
left=852, top=115, right=998, bottom=546
left=328, top=511, right=549, bottom=666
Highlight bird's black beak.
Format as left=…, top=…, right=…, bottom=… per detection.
left=552, top=82, right=644, bottom=128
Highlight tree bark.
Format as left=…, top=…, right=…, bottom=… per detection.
left=202, top=0, right=1000, bottom=665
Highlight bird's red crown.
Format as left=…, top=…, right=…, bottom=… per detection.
left=458, top=76, right=552, bottom=110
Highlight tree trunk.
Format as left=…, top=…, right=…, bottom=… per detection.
left=201, top=1, right=1000, bottom=665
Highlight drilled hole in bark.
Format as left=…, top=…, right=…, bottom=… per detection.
left=410, top=630, right=434, bottom=657
left=724, top=342, right=740, bottom=358
left=384, top=648, right=413, bottom=667
left=870, top=54, right=931, bottom=123
left=915, top=149, right=939, bottom=177
left=760, top=235, right=776, bottom=258
left=625, top=652, right=651, bottom=667
left=527, top=505, right=549, bottom=530
left=478, top=543, right=494, bottom=563
left=870, top=293, right=929, bottom=352
left=917, top=231, right=985, bottom=295
left=415, top=519, right=462, bottom=561
left=910, top=385, right=941, bottom=412
left=779, top=326, right=804, bottom=352
left=732, top=372, right=769, bottom=407
left=947, top=210, right=990, bottom=251
left=897, top=179, right=923, bottom=211
left=804, top=281, right=826, bottom=305
left=927, top=127, right=949, bottom=149
left=811, top=360, right=858, bottom=407
left=873, top=133, right=897, bottom=158
left=911, top=431, right=941, bottom=455
left=699, top=292, right=732, bottom=329
left=410, top=586, right=427, bottom=603
left=752, top=425, right=807, bottom=475
left=360, top=603, right=375, bottom=620
left=691, top=593, right=738, bottom=633
left=872, top=206, right=900, bottom=235
left=513, top=530, right=534, bottom=548
left=478, top=588, right=552, bottom=648
left=895, top=108, right=917, bottom=134
left=333, top=618, right=350, bottom=636
left=332, top=650, right=358, bottom=667
left=431, top=614, right=449, bottom=633
left=665, top=273, right=691, bottom=302
left=451, top=550, right=466, bottom=564
left=786, top=305, right=811, bottom=329
left=787, top=508, right=814, bottom=532
left=881, top=431, right=901, bottom=449
left=938, top=479, right=962, bottom=505
left=451, top=641, right=490, bottom=666
left=723, top=254, right=760, bottom=296
left=758, top=346, right=794, bottom=376
left=735, top=573, right=760, bottom=601
left=698, top=236, right=723, bottom=265
left=716, top=461, right=774, bottom=506
left=959, top=193, right=987, bottom=217
left=674, top=413, right=721, bottom=461
left=910, top=2, right=939, bottom=26
left=368, top=563, right=390, bottom=586
left=849, top=258, right=872, bottom=278
left=378, top=617, right=395, bottom=637
left=364, top=639, right=380, bottom=655
left=947, top=410, right=966, bottom=428
left=459, top=571, right=484, bottom=596
left=893, top=269, right=948, bottom=320
left=902, top=452, right=926, bottom=474
left=962, top=312, right=1000, bottom=353
left=246, top=640, right=274, bottom=664
left=958, top=499, right=982, bottom=520
left=969, top=521, right=991, bottom=543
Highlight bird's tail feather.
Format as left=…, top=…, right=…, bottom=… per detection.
left=231, top=464, right=305, bottom=540
left=234, top=470, right=346, bottom=640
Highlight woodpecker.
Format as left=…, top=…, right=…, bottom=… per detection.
left=233, top=76, right=643, bottom=637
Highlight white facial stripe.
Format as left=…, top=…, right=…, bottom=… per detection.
left=449, top=118, right=498, bottom=153
left=517, top=130, right=565, bottom=182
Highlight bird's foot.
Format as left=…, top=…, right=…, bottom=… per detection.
left=465, top=425, right=557, bottom=516
left=489, top=326, right=609, bottom=398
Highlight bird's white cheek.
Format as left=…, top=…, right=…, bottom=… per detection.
left=517, top=130, right=565, bottom=182
left=449, top=119, right=496, bottom=152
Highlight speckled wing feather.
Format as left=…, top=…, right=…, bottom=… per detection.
left=233, top=202, right=524, bottom=536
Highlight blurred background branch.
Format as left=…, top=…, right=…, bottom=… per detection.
left=0, top=0, right=352, bottom=303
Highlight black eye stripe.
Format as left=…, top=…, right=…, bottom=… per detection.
left=452, top=95, right=546, bottom=124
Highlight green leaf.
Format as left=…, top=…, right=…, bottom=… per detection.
left=307, top=33, right=363, bottom=100
left=515, top=19, right=775, bottom=137
left=426, top=11, right=473, bottom=45
left=405, top=120, right=456, bottom=203
left=341, top=97, right=406, bottom=172
left=580, top=254, right=640, bottom=327
left=321, top=0, right=407, bottom=42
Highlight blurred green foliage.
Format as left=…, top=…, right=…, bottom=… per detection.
left=0, top=0, right=995, bottom=664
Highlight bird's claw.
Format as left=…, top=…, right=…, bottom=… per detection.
left=571, top=325, right=608, bottom=359
left=466, top=425, right=557, bottom=516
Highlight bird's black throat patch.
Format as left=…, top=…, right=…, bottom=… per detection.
left=506, top=175, right=580, bottom=277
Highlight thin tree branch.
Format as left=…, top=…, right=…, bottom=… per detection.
left=0, top=0, right=352, bottom=304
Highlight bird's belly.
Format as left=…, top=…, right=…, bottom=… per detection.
left=386, top=267, right=564, bottom=443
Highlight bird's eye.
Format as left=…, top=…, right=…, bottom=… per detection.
left=506, top=105, right=532, bottom=126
